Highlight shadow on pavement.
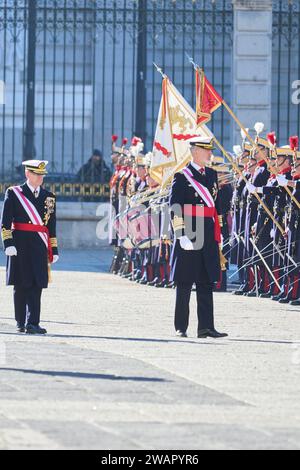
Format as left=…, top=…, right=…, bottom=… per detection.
left=0, top=316, right=88, bottom=326
left=0, top=330, right=226, bottom=346
left=229, top=338, right=300, bottom=345
left=1, top=329, right=295, bottom=345
left=0, top=367, right=168, bottom=382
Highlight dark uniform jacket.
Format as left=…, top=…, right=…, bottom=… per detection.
left=287, top=179, right=300, bottom=265
left=230, top=176, right=247, bottom=265
left=252, top=175, right=278, bottom=267
left=169, top=163, right=221, bottom=284
left=233, top=173, right=251, bottom=268
left=245, top=163, right=270, bottom=258
left=1, top=183, right=58, bottom=288
left=258, top=170, right=293, bottom=267
left=219, top=183, right=233, bottom=264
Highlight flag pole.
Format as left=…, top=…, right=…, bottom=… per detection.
left=186, top=55, right=300, bottom=211
left=153, top=62, right=167, bottom=79
left=184, top=57, right=285, bottom=235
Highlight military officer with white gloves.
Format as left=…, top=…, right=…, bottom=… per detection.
left=1, top=160, right=59, bottom=335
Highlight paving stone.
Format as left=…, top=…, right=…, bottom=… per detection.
left=0, top=250, right=299, bottom=450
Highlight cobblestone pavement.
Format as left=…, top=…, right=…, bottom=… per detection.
left=0, top=250, right=299, bottom=450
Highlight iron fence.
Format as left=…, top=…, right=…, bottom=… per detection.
left=0, top=0, right=234, bottom=196
left=272, top=0, right=300, bottom=143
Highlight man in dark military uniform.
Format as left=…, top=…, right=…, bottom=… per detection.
left=131, top=152, right=152, bottom=285
left=231, top=144, right=252, bottom=295
left=247, top=145, right=293, bottom=299
left=276, top=141, right=300, bottom=306
left=243, top=126, right=270, bottom=297
left=109, top=136, right=129, bottom=274
left=1, top=160, right=59, bottom=335
left=214, top=161, right=233, bottom=292
left=169, top=136, right=228, bottom=339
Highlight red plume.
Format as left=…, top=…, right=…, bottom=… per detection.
left=131, top=136, right=142, bottom=146
left=289, top=136, right=299, bottom=151
left=112, top=135, right=118, bottom=143
left=267, top=132, right=277, bottom=147
left=122, top=138, right=128, bottom=146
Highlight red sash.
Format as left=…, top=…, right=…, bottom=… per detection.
left=12, top=223, right=53, bottom=263
left=183, top=206, right=221, bottom=243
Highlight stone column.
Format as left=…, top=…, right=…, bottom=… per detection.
left=231, top=0, right=273, bottom=145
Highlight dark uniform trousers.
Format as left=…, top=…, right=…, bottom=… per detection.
left=175, top=282, right=214, bottom=333
left=14, top=286, right=42, bottom=327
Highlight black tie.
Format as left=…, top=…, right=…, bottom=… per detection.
left=34, top=190, right=38, bottom=199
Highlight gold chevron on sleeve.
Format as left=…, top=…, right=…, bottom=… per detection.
left=172, top=215, right=185, bottom=231
left=50, top=238, right=58, bottom=248
left=1, top=228, right=13, bottom=241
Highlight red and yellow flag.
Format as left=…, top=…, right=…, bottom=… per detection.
left=196, top=69, right=223, bottom=126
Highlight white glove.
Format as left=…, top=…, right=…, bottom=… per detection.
left=5, top=246, right=17, bottom=257
left=270, top=229, right=275, bottom=239
left=52, top=255, right=59, bottom=264
left=5, top=246, right=18, bottom=256
left=277, top=175, right=288, bottom=187
left=247, top=183, right=262, bottom=194
left=179, top=236, right=194, bottom=251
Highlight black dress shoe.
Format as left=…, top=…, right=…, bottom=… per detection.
left=245, top=292, right=258, bottom=298
left=147, top=277, right=160, bottom=287
left=260, top=292, right=272, bottom=299
left=155, top=280, right=167, bottom=288
left=26, top=325, right=47, bottom=335
left=244, top=287, right=261, bottom=297
left=198, top=329, right=228, bottom=339
left=272, top=292, right=285, bottom=301
left=232, top=290, right=245, bottom=296
left=278, top=296, right=293, bottom=304
left=290, top=300, right=300, bottom=306
left=17, top=324, right=25, bottom=333
left=176, top=330, right=187, bottom=338
left=164, top=282, right=174, bottom=289
left=232, top=284, right=250, bottom=296
left=123, top=273, right=132, bottom=279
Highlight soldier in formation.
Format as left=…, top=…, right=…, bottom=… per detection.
left=109, top=124, right=300, bottom=339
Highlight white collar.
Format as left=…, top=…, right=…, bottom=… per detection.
left=26, top=181, right=40, bottom=196
left=191, top=161, right=205, bottom=172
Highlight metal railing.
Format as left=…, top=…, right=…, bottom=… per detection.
left=0, top=0, right=234, bottom=196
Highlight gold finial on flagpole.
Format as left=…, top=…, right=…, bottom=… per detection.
left=153, top=62, right=167, bottom=79
left=185, top=53, right=200, bottom=71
